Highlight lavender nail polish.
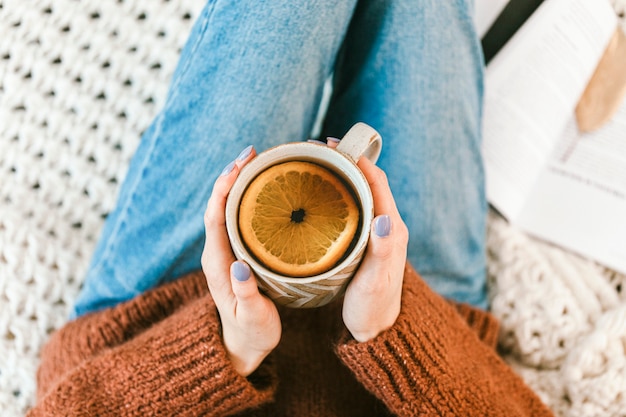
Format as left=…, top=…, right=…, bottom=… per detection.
left=237, top=145, right=253, bottom=161
left=231, top=261, right=250, bottom=282
left=326, top=137, right=341, bottom=143
left=374, top=215, right=391, bottom=238
left=220, top=160, right=236, bottom=176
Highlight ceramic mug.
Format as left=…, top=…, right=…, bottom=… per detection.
left=225, top=122, right=382, bottom=308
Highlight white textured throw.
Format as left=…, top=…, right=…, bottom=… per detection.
left=1, top=1, right=625, bottom=416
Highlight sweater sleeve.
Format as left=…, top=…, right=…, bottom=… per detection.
left=335, top=264, right=554, bottom=417
left=28, top=272, right=278, bottom=417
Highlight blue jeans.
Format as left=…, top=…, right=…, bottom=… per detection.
left=72, top=0, right=486, bottom=318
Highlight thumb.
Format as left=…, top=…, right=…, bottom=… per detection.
left=230, top=261, right=263, bottom=304
left=368, top=215, right=393, bottom=260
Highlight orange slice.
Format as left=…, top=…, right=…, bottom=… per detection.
left=238, top=161, right=359, bottom=277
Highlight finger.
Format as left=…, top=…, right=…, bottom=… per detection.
left=230, top=261, right=258, bottom=299
left=234, top=145, right=256, bottom=169
left=326, top=137, right=340, bottom=149
left=201, top=161, right=239, bottom=301
left=342, top=214, right=403, bottom=341
left=357, top=157, right=401, bottom=218
left=202, top=148, right=251, bottom=301
left=368, top=214, right=395, bottom=260
left=205, top=160, right=238, bottom=231
left=373, top=214, right=392, bottom=239
left=204, top=145, right=254, bottom=240
left=350, top=215, right=395, bottom=290
left=356, top=214, right=405, bottom=302
left=230, top=261, right=270, bottom=316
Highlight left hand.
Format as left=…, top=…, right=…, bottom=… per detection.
left=341, top=157, right=409, bottom=342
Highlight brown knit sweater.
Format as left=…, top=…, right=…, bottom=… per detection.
left=29, top=264, right=554, bottom=416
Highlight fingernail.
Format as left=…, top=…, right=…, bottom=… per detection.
left=236, top=145, right=253, bottom=161
left=231, top=261, right=250, bottom=282
left=307, top=139, right=326, bottom=145
left=326, top=136, right=341, bottom=143
left=374, top=215, right=391, bottom=238
left=220, top=160, right=236, bottom=176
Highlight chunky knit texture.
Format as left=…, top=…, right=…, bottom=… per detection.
left=1, top=0, right=626, bottom=416
left=28, top=265, right=553, bottom=416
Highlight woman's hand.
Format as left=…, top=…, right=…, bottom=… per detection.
left=201, top=146, right=281, bottom=377
left=341, top=157, right=409, bottom=343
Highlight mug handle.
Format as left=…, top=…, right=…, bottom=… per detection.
left=336, top=122, right=382, bottom=164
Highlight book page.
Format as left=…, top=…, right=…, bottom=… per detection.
left=518, top=98, right=626, bottom=274
left=474, top=0, right=510, bottom=38
left=482, top=0, right=617, bottom=220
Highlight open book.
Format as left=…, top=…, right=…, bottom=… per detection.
left=481, top=0, right=626, bottom=274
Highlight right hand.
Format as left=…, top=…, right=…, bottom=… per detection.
left=202, top=146, right=281, bottom=377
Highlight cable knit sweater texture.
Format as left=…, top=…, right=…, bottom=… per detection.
left=30, top=265, right=553, bottom=416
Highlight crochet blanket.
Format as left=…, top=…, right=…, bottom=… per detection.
left=1, top=1, right=625, bottom=415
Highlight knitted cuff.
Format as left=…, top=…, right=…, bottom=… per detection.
left=335, top=265, right=553, bottom=417
left=336, top=313, right=452, bottom=415
left=33, top=274, right=278, bottom=416
left=451, top=301, right=500, bottom=348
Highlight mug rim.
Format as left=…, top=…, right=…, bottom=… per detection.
left=225, top=142, right=374, bottom=284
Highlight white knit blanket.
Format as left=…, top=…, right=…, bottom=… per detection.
left=1, top=1, right=625, bottom=416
